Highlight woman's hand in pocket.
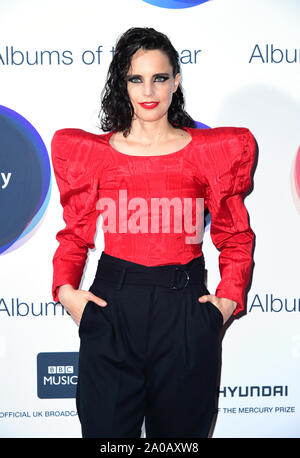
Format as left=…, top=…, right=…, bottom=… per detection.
left=198, top=294, right=237, bottom=325
left=58, top=284, right=107, bottom=326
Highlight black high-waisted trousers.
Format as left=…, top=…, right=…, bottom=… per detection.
left=76, top=251, right=223, bottom=438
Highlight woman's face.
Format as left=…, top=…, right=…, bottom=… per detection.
left=126, top=48, right=180, bottom=125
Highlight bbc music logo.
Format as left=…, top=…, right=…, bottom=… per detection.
left=37, top=352, right=79, bottom=399
left=48, top=365, right=74, bottom=375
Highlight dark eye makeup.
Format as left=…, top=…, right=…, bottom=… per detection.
left=127, top=74, right=170, bottom=83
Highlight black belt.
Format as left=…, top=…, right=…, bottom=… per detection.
left=94, top=255, right=205, bottom=291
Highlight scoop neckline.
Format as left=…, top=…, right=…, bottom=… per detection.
left=105, top=126, right=194, bottom=158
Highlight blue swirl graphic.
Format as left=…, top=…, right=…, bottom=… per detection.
left=0, top=105, right=51, bottom=254
left=195, top=120, right=210, bottom=129
left=142, top=0, right=210, bottom=9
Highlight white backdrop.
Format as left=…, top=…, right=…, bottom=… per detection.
left=1, top=0, right=300, bottom=438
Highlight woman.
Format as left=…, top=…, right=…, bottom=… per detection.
left=51, top=27, right=257, bottom=438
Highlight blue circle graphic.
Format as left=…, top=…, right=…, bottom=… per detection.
left=0, top=106, right=51, bottom=254
left=142, top=0, right=210, bottom=9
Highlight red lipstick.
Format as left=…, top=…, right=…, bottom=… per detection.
left=139, top=102, right=159, bottom=110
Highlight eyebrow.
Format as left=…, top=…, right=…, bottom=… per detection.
left=126, top=72, right=170, bottom=78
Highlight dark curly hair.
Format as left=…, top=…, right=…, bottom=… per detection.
left=98, top=27, right=196, bottom=137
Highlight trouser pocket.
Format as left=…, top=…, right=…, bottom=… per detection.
left=78, top=300, right=93, bottom=337
left=197, top=285, right=224, bottom=331
left=78, top=283, right=110, bottom=338
left=179, top=284, right=222, bottom=377
left=205, top=300, right=224, bottom=329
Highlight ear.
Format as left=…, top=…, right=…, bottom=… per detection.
left=173, top=72, right=180, bottom=93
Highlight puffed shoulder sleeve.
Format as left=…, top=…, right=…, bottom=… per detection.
left=204, top=127, right=257, bottom=315
left=51, top=129, right=101, bottom=302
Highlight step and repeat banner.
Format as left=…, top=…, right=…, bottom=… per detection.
left=1, top=0, right=300, bottom=438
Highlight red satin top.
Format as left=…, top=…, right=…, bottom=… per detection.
left=51, top=126, right=257, bottom=315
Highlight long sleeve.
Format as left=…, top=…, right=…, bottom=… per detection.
left=204, top=128, right=257, bottom=315
left=51, top=129, right=101, bottom=303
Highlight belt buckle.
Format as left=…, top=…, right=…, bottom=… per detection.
left=171, top=267, right=190, bottom=290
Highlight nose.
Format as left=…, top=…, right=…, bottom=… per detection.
left=142, top=80, right=155, bottom=97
